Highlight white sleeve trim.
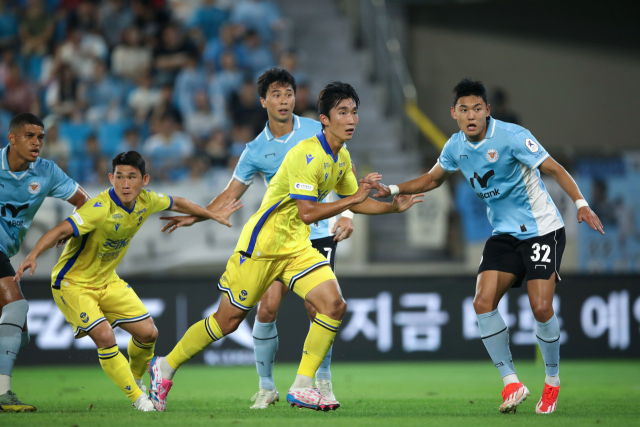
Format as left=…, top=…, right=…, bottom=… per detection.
left=438, top=158, right=459, bottom=172
left=62, top=183, right=80, bottom=201
left=531, top=152, right=550, bottom=170
left=232, top=174, right=253, bottom=186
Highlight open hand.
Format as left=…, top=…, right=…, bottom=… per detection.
left=159, top=215, right=197, bottom=233
left=355, top=173, right=382, bottom=203
left=14, top=258, right=37, bottom=282
left=369, top=181, right=391, bottom=198
left=578, top=206, right=604, bottom=235
left=332, top=216, right=354, bottom=242
left=212, top=198, right=244, bottom=227
left=392, top=194, right=424, bottom=213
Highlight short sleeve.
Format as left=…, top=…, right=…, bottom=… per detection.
left=65, top=199, right=108, bottom=237
left=47, top=162, right=79, bottom=201
left=437, top=139, right=459, bottom=173
left=232, top=146, right=256, bottom=186
left=334, top=156, right=358, bottom=198
left=288, top=151, right=321, bottom=202
left=147, top=190, right=173, bottom=214
left=511, top=130, right=549, bottom=169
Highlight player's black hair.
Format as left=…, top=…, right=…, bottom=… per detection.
left=112, top=151, right=146, bottom=177
left=257, top=67, right=296, bottom=99
left=453, top=78, right=487, bottom=106
left=317, top=81, right=360, bottom=128
left=9, top=113, right=44, bottom=133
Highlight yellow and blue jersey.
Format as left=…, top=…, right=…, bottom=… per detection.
left=51, top=187, right=173, bottom=288
left=235, top=131, right=358, bottom=260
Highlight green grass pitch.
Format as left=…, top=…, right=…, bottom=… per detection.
left=3, top=361, right=640, bottom=426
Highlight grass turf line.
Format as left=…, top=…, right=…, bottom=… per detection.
left=3, top=361, right=639, bottom=426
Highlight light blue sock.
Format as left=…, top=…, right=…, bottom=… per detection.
left=252, top=320, right=278, bottom=390
left=535, top=314, right=560, bottom=377
left=0, top=300, right=29, bottom=377
left=315, top=343, right=333, bottom=381
left=20, top=331, right=30, bottom=349
left=477, top=309, right=516, bottom=378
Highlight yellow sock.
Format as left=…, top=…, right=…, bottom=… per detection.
left=128, top=337, right=155, bottom=380
left=297, top=314, right=341, bottom=378
left=98, top=345, right=142, bottom=403
left=166, top=314, right=224, bottom=370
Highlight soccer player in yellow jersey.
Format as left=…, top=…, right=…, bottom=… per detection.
left=14, top=151, right=241, bottom=412
left=148, top=82, right=424, bottom=412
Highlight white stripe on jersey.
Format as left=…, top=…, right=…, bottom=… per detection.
left=519, top=163, right=564, bottom=236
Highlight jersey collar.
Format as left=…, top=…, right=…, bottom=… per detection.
left=462, top=116, right=496, bottom=150
left=263, top=114, right=301, bottom=144
left=1, top=146, right=35, bottom=180
left=109, top=187, right=136, bottom=214
left=316, top=131, right=339, bottom=163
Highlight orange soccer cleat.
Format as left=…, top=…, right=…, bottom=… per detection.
left=536, top=383, right=560, bottom=414
left=499, top=382, right=530, bottom=413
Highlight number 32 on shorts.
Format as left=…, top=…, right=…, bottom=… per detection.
left=530, top=243, right=551, bottom=263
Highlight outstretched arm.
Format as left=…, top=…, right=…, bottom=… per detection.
left=539, top=157, right=604, bottom=234
left=370, top=163, right=450, bottom=198
left=167, top=195, right=243, bottom=227
left=350, top=194, right=424, bottom=215
left=14, top=220, right=75, bottom=280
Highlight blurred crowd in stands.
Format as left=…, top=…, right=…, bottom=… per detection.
left=0, top=0, right=317, bottom=184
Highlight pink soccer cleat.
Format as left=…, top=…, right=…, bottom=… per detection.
left=499, top=381, right=530, bottom=413
left=536, top=383, right=560, bottom=414
left=286, top=387, right=324, bottom=411
left=148, top=356, right=173, bottom=412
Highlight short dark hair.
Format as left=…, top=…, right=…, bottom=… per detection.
left=453, top=78, right=487, bottom=106
left=257, top=67, right=296, bottom=99
left=9, top=113, right=44, bottom=133
left=317, top=81, right=360, bottom=128
left=112, top=151, right=146, bottom=176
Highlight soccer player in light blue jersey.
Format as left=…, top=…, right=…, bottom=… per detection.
left=160, top=68, right=355, bottom=409
left=0, top=113, right=90, bottom=412
left=371, top=79, right=604, bottom=415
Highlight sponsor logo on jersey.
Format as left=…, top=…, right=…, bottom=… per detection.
left=525, top=138, right=539, bottom=153
left=239, top=290, right=248, bottom=301
left=486, top=149, right=499, bottom=163
left=469, top=170, right=495, bottom=189
left=1, top=203, right=29, bottom=218
left=476, top=188, right=501, bottom=200
left=324, top=162, right=330, bottom=169
left=295, top=183, right=314, bottom=191
left=93, top=202, right=102, bottom=207
left=28, top=181, right=41, bottom=195
left=136, top=208, right=147, bottom=216
left=112, top=213, right=123, bottom=220
left=306, top=154, right=314, bottom=164
left=72, top=212, right=84, bottom=225
left=339, top=162, right=346, bottom=167
left=103, top=237, right=130, bottom=250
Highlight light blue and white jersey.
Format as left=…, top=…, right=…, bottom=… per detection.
left=233, top=114, right=334, bottom=240
left=0, top=147, right=79, bottom=258
left=438, top=117, right=564, bottom=240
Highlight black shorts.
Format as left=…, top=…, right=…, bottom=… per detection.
left=478, top=227, right=565, bottom=288
left=0, top=251, right=16, bottom=279
left=311, top=235, right=338, bottom=272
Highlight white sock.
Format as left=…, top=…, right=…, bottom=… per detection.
left=160, top=357, right=177, bottom=380
left=135, top=378, right=144, bottom=388
left=0, top=374, right=10, bottom=395
left=503, top=373, right=519, bottom=387
left=291, top=374, right=313, bottom=389
left=545, top=374, right=560, bottom=387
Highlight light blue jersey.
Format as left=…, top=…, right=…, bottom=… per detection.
left=438, top=117, right=564, bottom=240
left=233, top=114, right=335, bottom=240
left=0, top=147, right=79, bottom=258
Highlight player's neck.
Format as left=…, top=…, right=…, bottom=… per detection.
left=267, top=115, right=294, bottom=139
left=6, top=146, right=30, bottom=172
left=322, top=130, right=345, bottom=157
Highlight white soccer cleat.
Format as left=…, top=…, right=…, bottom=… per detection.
left=316, top=379, right=340, bottom=411
left=250, top=388, right=280, bottom=409
left=499, top=382, right=530, bottom=413
left=133, top=393, right=157, bottom=412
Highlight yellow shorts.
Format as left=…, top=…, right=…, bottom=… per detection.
left=51, top=278, right=149, bottom=338
left=218, top=245, right=336, bottom=311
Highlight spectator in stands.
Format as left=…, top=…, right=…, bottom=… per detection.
left=66, top=0, right=99, bottom=33
left=227, top=124, right=252, bottom=172
left=0, top=48, right=14, bottom=84
left=143, top=112, right=194, bottom=181
left=111, top=26, right=153, bottom=81
left=98, top=0, right=134, bottom=47
left=490, top=87, right=520, bottom=125
left=0, top=1, right=19, bottom=51
left=57, top=26, right=106, bottom=81
left=173, top=52, right=208, bottom=117
left=204, top=128, right=229, bottom=168
left=45, top=62, right=84, bottom=120
left=128, top=72, right=160, bottom=124
left=292, top=82, right=317, bottom=120
left=185, top=90, right=225, bottom=146
left=149, top=82, right=182, bottom=133
left=131, top=0, right=170, bottom=47
left=208, top=49, right=243, bottom=102
left=230, top=0, right=283, bottom=44
left=242, top=29, right=274, bottom=75
left=19, top=0, right=55, bottom=56
left=75, top=133, right=107, bottom=184
left=84, top=59, right=125, bottom=124
left=188, top=157, right=210, bottom=181
left=187, top=0, right=228, bottom=44
left=279, top=50, right=308, bottom=86
left=203, top=23, right=247, bottom=72
left=116, top=127, right=143, bottom=154
left=229, top=79, right=267, bottom=135
left=2, top=62, right=37, bottom=115
left=153, top=22, right=199, bottom=84
left=40, top=115, right=71, bottom=171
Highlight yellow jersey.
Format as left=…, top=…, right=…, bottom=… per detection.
left=52, top=188, right=173, bottom=288
left=235, top=131, right=358, bottom=260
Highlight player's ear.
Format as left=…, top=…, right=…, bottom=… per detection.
left=486, top=103, right=491, bottom=117
left=450, top=106, right=456, bottom=120
left=259, top=97, right=266, bottom=109
left=142, top=174, right=150, bottom=185
left=7, top=132, right=15, bottom=145
left=108, top=173, right=115, bottom=186
left=320, top=114, right=329, bottom=127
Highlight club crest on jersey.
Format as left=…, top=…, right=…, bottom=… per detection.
left=306, top=154, right=314, bottom=164
left=239, top=290, right=248, bottom=301
left=525, top=138, right=539, bottom=153
left=486, top=149, right=499, bottom=163
left=27, top=181, right=41, bottom=195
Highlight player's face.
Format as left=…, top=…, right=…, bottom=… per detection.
left=109, top=165, right=150, bottom=207
left=260, top=83, right=295, bottom=123
left=451, top=96, right=491, bottom=142
left=321, top=98, right=358, bottom=142
left=8, top=124, right=45, bottom=162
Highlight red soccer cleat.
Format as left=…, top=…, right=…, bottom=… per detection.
left=536, top=383, right=560, bottom=414
left=499, top=382, right=530, bottom=413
